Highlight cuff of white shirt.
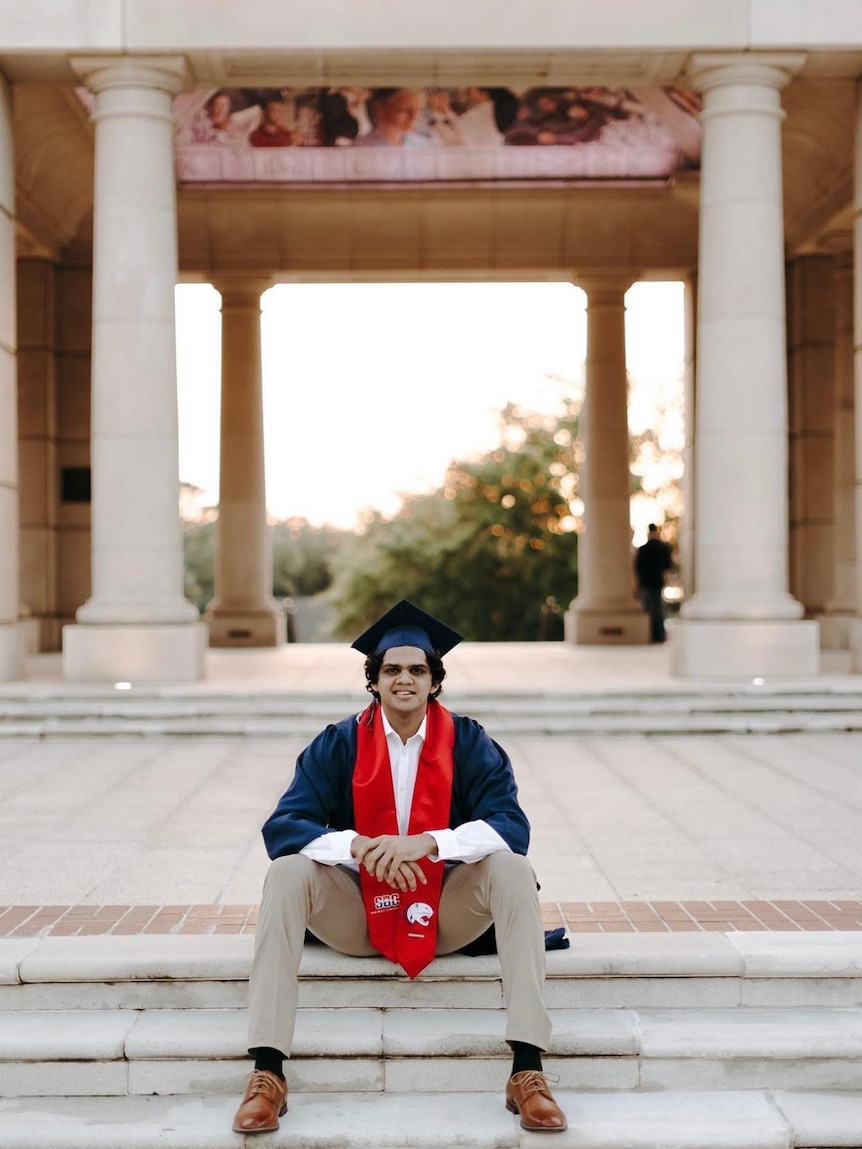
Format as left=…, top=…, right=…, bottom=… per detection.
left=300, top=828, right=358, bottom=865
left=427, top=828, right=458, bottom=860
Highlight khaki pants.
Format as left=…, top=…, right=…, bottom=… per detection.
left=247, top=851, right=552, bottom=1056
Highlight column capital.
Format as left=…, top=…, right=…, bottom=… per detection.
left=577, top=275, right=633, bottom=305
left=70, top=55, right=189, bottom=97
left=688, top=53, right=806, bottom=96
left=213, top=274, right=275, bottom=310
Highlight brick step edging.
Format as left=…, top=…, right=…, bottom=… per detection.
left=3, top=899, right=862, bottom=938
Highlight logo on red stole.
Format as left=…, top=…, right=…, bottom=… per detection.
left=405, top=901, right=434, bottom=928
left=373, top=892, right=401, bottom=912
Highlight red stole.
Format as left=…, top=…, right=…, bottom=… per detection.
left=353, top=699, right=454, bottom=978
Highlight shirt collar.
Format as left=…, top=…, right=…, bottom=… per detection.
left=381, top=708, right=427, bottom=745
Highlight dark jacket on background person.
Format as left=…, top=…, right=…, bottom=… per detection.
left=635, top=537, right=672, bottom=590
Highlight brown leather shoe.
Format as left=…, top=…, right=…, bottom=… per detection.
left=232, top=1069, right=288, bottom=1133
left=505, top=1070, right=567, bottom=1132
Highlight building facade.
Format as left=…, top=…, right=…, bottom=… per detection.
left=1, top=1, right=860, bottom=681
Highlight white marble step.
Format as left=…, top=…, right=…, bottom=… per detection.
left=4, top=1005, right=862, bottom=1097
left=4, top=685, right=862, bottom=713
left=4, top=934, right=862, bottom=1014
left=1, top=1089, right=861, bottom=1149
left=2, top=687, right=862, bottom=736
left=3, top=710, right=862, bottom=735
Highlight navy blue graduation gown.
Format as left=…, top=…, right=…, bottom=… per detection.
left=261, top=711, right=530, bottom=859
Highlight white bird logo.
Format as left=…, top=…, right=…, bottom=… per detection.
left=406, top=902, right=434, bottom=927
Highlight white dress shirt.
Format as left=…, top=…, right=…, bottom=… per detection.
left=300, top=709, right=511, bottom=868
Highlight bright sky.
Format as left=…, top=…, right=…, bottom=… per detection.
left=175, top=281, right=685, bottom=531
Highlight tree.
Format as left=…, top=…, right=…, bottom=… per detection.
left=328, top=400, right=581, bottom=641
left=182, top=521, right=215, bottom=611
left=272, top=519, right=348, bottom=599
left=180, top=484, right=349, bottom=615
left=180, top=483, right=217, bottom=613
left=628, top=369, right=685, bottom=541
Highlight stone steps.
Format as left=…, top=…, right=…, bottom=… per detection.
left=2, top=686, right=862, bottom=734
left=5, top=932, right=862, bottom=1009
left=2, top=1089, right=862, bottom=1148
left=4, top=934, right=862, bottom=1146
left=5, top=1005, right=862, bottom=1097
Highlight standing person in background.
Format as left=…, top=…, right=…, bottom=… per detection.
left=635, top=523, right=674, bottom=643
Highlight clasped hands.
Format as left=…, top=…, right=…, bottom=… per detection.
left=350, top=832, right=437, bottom=891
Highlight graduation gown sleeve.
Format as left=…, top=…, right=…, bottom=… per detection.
left=261, top=719, right=357, bottom=860
left=450, top=716, right=530, bottom=856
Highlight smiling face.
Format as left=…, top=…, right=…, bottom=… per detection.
left=210, top=93, right=232, bottom=128
left=374, top=89, right=425, bottom=139
left=374, top=645, right=433, bottom=729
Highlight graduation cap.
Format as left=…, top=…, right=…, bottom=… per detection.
left=351, top=600, right=463, bottom=658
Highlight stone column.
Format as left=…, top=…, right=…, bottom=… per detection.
left=17, top=258, right=57, bottom=654
left=680, top=272, right=697, bottom=602
left=205, top=277, right=285, bottom=647
left=672, top=53, right=818, bottom=678
left=0, top=73, right=22, bottom=680
left=852, top=80, right=862, bottom=671
left=63, top=58, right=205, bottom=682
left=54, top=263, right=94, bottom=644
left=822, top=257, right=856, bottom=649
left=786, top=257, right=835, bottom=624
left=565, top=278, right=649, bottom=645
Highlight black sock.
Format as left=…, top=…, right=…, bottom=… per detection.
left=509, top=1040, right=543, bottom=1076
left=251, top=1046, right=285, bottom=1080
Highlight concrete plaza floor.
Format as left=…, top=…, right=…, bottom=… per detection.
left=1, top=642, right=861, bottom=909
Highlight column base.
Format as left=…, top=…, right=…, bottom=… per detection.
left=62, top=622, right=208, bottom=683
left=850, top=619, right=862, bottom=673
left=18, top=617, right=41, bottom=656
left=205, top=608, right=286, bottom=648
left=819, top=613, right=853, bottom=651
left=671, top=619, right=820, bottom=679
left=564, top=608, right=650, bottom=645
left=0, top=624, right=23, bottom=681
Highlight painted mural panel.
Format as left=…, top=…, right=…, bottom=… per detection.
left=171, top=86, right=701, bottom=185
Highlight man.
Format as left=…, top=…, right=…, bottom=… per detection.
left=232, top=600, right=567, bottom=1134
left=192, top=89, right=260, bottom=145
left=249, top=98, right=296, bottom=148
left=635, top=523, right=674, bottom=643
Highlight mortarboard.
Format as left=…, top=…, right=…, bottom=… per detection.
left=351, top=600, right=463, bottom=658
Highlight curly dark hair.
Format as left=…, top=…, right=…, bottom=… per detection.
left=364, top=650, right=446, bottom=701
